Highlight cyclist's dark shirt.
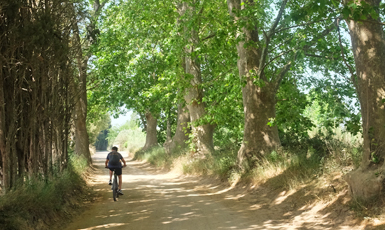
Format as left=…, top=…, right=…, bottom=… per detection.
left=106, top=151, right=123, bottom=169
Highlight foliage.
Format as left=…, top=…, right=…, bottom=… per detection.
left=106, top=113, right=146, bottom=152
left=95, top=129, right=109, bottom=150
left=276, top=75, right=314, bottom=147
left=87, top=113, right=111, bottom=145
left=88, top=0, right=364, bottom=172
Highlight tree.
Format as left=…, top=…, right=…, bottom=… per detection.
left=226, top=0, right=342, bottom=170
left=70, top=0, right=108, bottom=164
left=341, top=0, right=385, bottom=200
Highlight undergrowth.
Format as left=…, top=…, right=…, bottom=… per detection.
left=134, top=146, right=180, bottom=169
left=0, top=154, right=91, bottom=230
left=135, top=127, right=363, bottom=191
left=350, top=196, right=385, bottom=218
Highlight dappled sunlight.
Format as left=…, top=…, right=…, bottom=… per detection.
left=272, top=190, right=293, bottom=205
left=79, top=223, right=128, bottom=230
left=64, top=151, right=383, bottom=230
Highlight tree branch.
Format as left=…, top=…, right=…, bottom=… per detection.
left=302, top=17, right=339, bottom=50
left=272, top=18, right=339, bottom=91
left=275, top=17, right=336, bottom=33
left=261, top=49, right=295, bottom=74
left=348, top=17, right=385, bottom=26
left=201, top=33, right=216, bottom=41
left=337, top=18, right=358, bottom=88
left=274, top=58, right=294, bottom=92
left=258, top=0, right=288, bottom=79
left=305, top=53, right=334, bottom=59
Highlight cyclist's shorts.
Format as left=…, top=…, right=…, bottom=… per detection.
left=109, top=168, right=122, bottom=176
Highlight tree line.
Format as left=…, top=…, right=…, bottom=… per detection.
left=1, top=0, right=384, bottom=203
left=89, top=0, right=385, bottom=201
left=0, top=0, right=103, bottom=191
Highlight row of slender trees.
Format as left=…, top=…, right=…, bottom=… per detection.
left=0, top=0, right=95, bottom=191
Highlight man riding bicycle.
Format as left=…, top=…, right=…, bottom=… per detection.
left=105, top=146, right=127, bottom=195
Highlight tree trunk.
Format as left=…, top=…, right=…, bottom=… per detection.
left=74, top=87, right=92, bottom=164
left=177, top=2, right=215, bottom=155
left=164, top=104, right=191, bottom=154
left=238, top=81, right=281, bottom=167
left=166, top=118, right=172, bottom=142
left=227, top=0, right=281, bottom=170
left=184, top=54, right=215, bottom=155
left=72, top=17, right=92, bottom=164
left=142, top=112, right=158, bottom=150
left=0, top=69, right=10, bottom=190
left=343, top=0, right=385, bottom=200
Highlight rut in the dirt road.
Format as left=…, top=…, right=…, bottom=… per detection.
left=64, top=151, right=373, bottom=230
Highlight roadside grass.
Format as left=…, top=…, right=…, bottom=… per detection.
left=134, top=146, right=181, bottom=169
left=135, top=128, right=363, bottom=191
left=0, top=154, right=92, bottom=230
left=350, top=196, right=385, bottom=218
left=131, top=128, right=385, bottom=220
left=131, top=128, right=385, bottom=219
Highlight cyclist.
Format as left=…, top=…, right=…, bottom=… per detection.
left=105, top=146, right=127, bottom=195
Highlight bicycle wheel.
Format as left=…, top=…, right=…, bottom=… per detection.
left=116, top=174, right=120, bottom=199
left=113, top=175, right=118, bottom=201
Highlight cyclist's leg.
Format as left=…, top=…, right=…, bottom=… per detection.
left=108, top=168, right=113, bottom=184
left=109, top=169, right=113, bottom=180
left=118, top=175, right=122, bottom=190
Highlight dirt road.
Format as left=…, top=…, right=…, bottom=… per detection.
left=64, top=151, right=381, bottom=230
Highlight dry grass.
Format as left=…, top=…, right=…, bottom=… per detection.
left=134, top=127, right=363, bottom=194
left=130, top=129, right=385, bottom=223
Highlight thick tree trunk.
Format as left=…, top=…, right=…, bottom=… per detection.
left=164, top=104, right=191, bottom=154
left=343, top=0, right=385, bottom=200
left=184, top=55, right=215, bottom=155
left=227, top=0, right=281, bottom=169
left=142, top=112, right=158, bottom=150
left=177, top=2, right=215, bottom=155
left=238, top=81, right=281, bottom=167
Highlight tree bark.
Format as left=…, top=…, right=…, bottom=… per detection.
left=183, top=54, right=215, bottom=155
left=142, top=112, right=158, bottom=150
left=72, top=13, right=92, bottom=164
left=0, top=68, right=10, bottom=190
left=343, top=0, right=385, bottom=200
left=237, top=81, right=281, bottom=166
left=164, top=104, right=191, bottom=153
left=227, top=0, right=281, bottom=169
left=177, top=2, right=215, bottom=155
left=166, top=118, right=172, bottom=142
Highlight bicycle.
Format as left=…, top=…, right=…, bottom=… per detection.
left=107, top=167, right=124, bottom=201
left=111, top=168, right=120, bottom=201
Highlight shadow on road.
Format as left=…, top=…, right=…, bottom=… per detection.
left=65, top=151, right=382, bottom=230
